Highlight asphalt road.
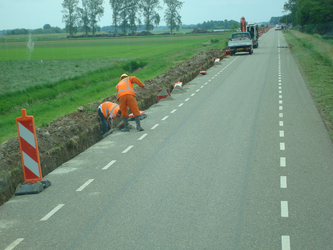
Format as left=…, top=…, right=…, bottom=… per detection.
left=1, top=29, right=333, bottom=250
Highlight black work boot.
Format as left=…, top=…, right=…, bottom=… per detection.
left=121, top=118, right=130, bottom=132
left=135, top=116, right=144, bottom=131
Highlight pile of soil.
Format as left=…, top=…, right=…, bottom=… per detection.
left=0, top=47, right=227, bottom=206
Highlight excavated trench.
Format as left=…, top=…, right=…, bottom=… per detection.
left=0, top=47, right=227, bottom=206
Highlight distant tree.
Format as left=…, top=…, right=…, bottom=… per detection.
left=163, top=0, right=183, bottom=34
left=127, top=0, right=141, bottom=34
left=230, top=22, right=239, bottom=31
left=269, top=17, right=280, bottom=25
left=43, top=24, right=52, bottom=29
left=117, top=0, right=139, bottom=35
left=78, top=1, right=90, bottom=36
left=283, top=0, right=297, bottom=25
left=224, top=19, right=229, bottom=29
left=139, top=0, right=161, bottom=33
left=62, top=0, right=79, bottom=37
left=88, top=0, right=104, bottom=36
left=109, top=0, right=122, bottom=34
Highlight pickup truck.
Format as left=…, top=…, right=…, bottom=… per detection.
left=228, top=32, right=253, bottom=55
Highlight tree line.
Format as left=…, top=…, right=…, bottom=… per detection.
left=62, top=0, right=184, bottom=37
left=1, top=19, right=247, bottom=37
left=281, top=0, right=333, bottom=34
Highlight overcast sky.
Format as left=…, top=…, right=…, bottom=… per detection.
left=0, top=0, right=286, bottom=30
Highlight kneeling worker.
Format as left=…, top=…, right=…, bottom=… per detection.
left=116, top=74, right=145, bottom=132
left=98, top=101, right=121, bottom=134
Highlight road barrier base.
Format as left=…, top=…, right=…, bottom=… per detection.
left=15, top=180, right=51, bottom=196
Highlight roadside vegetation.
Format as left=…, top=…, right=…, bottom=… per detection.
left=284, top=30, right=333, bottom=140
left=0, top=32, right=230, bottom=143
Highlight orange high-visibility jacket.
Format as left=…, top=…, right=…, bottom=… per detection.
left=99, top=102, right=119, bottom=119
left=116, top=76, right=145, bottom=101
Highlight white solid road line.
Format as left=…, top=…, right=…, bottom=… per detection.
left=281, top=201, right=289, bottom=217
left=122, top=145, right=134, bottom=153
left=102, top=160, right=116, bottom=170
left=41, top=204, right=65, bottom=221
left=76, top=179, right=94, bottom=192
left=5, top=238, right=24, bottom=250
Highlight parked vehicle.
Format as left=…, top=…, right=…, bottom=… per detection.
left=240, top=17, right=259, bottom=48
left=228, top=32, right=253, bottom=55
left=246, top=23, right=259, bottom=48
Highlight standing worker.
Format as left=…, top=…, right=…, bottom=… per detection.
left=116, top=74, right=145, bottom=132
left=98, top=101, right=121, bottom=134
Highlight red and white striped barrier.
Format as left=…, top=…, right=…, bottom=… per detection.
left=157, top=88, right=171, bottom=102
left=16, top=109, right=43, bottom=183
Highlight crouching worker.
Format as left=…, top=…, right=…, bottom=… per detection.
left=116, top=74, right=145, bottom=132
left=98, top=102, right=121, bottom=134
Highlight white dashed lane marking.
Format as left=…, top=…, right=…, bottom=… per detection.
left=162, top=116, right=169, bottom=121
left=279, top=130, right=285, bottom=137
left=5, top=238, right=24, bottom=250
left=102, top=160, right=116, bottom=170
left=138, top=133, right=148, bottom=141
left=151, top=124, right=159, bottom=130
left=122, top=145, right=134, bottom=153
left=40, top=204, right=65, bottom=221
left=282, top=235, right=291, bottom=250
left=280, top=176, right=287, bottom=188
left=76, top=179, right=94, bottom=192
left=281, top=201, right=289, bottom=217
left=280, top=157, right=287, bottom=168
left=280, top=142, right=286, bottom=151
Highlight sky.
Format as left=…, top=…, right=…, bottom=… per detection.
left=0, top=0, right=287, bottom=30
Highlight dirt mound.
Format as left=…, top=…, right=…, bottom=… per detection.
left=0, top=47, right=227, bottom=206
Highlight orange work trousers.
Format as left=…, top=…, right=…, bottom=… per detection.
left=118, top=95, right=140, bottom=118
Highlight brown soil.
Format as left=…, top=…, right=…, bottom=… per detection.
left=0, top=48, right=227, bottom=206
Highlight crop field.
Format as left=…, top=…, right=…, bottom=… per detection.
left=0, top=32, right=230, bottom=143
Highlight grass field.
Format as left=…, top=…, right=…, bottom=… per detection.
left=284, top=30, right=333, bottom=140
left=0, top=32, right=230, bottom=143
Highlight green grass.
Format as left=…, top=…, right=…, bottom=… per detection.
left=0, top=32, right=231, bottom=143
left=284, top=30, right=333, bottom=140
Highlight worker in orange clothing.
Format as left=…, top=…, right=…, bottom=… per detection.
left=116, top=74, right=145, bottom=132
left=98, top=101, right=121, bottom=134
